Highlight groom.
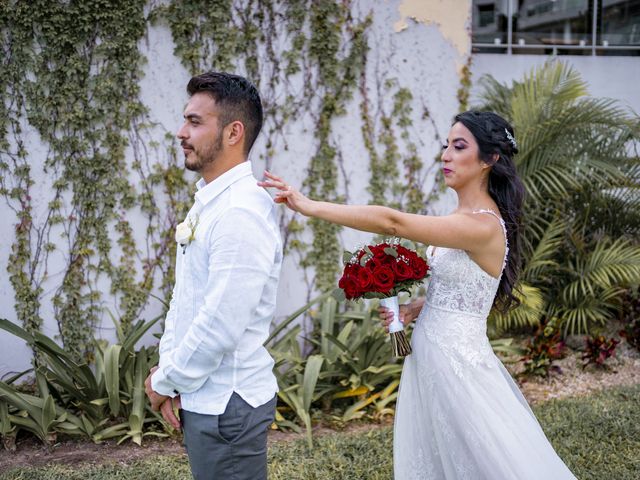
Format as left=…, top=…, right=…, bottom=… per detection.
left=144, top=71, right=282, bottom=480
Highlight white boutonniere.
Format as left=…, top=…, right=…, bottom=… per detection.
left=175, top=215, right=198, bottom=254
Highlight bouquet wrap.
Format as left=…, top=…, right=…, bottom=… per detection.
left=380, top=296, right=403, bottom=333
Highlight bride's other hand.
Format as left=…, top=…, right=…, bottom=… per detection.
left=258, top=171, right=315, bottom=216
left=379, top=304, right=411, bottom=333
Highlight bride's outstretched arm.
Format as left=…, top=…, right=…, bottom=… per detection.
left=258, top=171, right=397, bottom=235
left=258, top=171, right=497, bottom=252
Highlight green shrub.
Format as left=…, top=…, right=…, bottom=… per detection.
left=0, top=314, right=171, bottom=447
left=480, top=60, right=640, bottom=336
left=266, top=294, right=401, bottom=448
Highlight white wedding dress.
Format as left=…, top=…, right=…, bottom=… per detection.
left=394, top=210, right=576, bottom=480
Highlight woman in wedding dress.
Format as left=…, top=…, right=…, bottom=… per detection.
left=259, top=111, right=576, bottom=479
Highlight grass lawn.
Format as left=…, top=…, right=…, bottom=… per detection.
left=2, top=384, right=638, bottom=480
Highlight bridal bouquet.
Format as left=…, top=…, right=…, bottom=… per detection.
left=336, top=240, right=430, bottom=357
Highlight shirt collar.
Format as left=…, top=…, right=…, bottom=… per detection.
left=195, top=161, right=254, bottom=206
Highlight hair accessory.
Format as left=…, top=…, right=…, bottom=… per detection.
left=505, top=128, right=517, bottom=149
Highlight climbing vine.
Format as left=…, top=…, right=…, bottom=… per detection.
left=0, top=0, right=188, bottom=361
left=154, top=0, right=373, bottom=293
left=1, top=0, right=466, bottom=362
left=457, top=56, right=473, bottom=112
left=301, top=4, right=372, bottom=292
left=362, top=78, right=431, bottom=214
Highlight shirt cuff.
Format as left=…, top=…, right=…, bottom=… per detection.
left=151, top=367, right=179, bottom=398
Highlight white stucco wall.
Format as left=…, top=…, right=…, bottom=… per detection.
left=470, top=54, right=640, bottom=114
left=0, top=0, right=471, bottom=377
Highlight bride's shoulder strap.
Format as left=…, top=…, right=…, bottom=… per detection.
left=471, top=209, right=505, bottom=231
left=472, top=209, right=509, bottom=269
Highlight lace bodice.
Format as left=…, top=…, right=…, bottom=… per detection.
left=416, top=210, right=508, bottom=377
left=423, top=209, right=508, bottom=318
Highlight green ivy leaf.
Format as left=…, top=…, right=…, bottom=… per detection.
left=383, top=247, right=398, bottom=258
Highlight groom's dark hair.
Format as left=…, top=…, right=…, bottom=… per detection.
left=187, top=71, right=263, bottom=155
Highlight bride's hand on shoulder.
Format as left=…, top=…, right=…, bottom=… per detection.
left=258, top=171, right=315, bottom=216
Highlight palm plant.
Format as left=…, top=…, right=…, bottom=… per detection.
left=482, top=60, right=640, bottom=335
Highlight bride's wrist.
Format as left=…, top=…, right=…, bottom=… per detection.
left=304, top=199, right=319, bottom=217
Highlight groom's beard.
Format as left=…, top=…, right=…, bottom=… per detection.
left=183, top=132, right=223, bottom=173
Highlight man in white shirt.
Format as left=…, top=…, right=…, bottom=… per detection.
left=144, top=71, right=282, bottom=480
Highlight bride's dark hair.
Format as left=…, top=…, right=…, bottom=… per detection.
left=454, top=111, right=525, bottom=312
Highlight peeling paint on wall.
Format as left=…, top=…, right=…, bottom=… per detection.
left=394, top=0, right=471, bottom=72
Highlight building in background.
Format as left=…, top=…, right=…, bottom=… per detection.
left=470, top=0, right=640, bottom=112
left=472, top=0, right=639, bottom=55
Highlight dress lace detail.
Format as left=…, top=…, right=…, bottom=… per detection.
left=393, top=210, right=577, bottom=480
left=423, top=209, right=508, bottom=319
left=417, top=210, right=507, bottom=377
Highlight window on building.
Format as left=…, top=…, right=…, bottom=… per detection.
left=472, top=0, right=509, bottom=52
left=472, top=0, right=640, bottom=55
left=600, top=0, right=640, bottom=54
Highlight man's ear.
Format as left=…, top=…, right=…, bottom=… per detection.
left=226, top=120, right=245, bottom=148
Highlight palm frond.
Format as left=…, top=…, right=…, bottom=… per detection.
left=489, top=283, right=545, bottom=334
left=522, top=216, right=565, bottom=281
left=477, top=60, right=639, bottom=336
left=556, top=286, right=625, bottom=335
left=565, top=238, right=640, bottom=295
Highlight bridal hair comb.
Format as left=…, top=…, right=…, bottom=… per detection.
left=505, top=128, right=517, bottom=149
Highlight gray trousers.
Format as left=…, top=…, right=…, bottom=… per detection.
left=180, top=393, right=276, bottom=480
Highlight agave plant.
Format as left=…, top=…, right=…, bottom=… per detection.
left=266, top=293, right=402, bottom=448
left=0, top=369, right=86, bottom=449
left=310, top=297, right=402, bottom=419
left=481, top=60, right=640, bottom=335
left=0, top=313, right=169, bottom=448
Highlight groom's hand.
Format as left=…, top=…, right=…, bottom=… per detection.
left=145, top=366, right=168, bottom=411
left=160, top=396, right=182, bottom=430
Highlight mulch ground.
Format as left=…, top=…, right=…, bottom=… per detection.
left=516, top=345, right=640, bottom=405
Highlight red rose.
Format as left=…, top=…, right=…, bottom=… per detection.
left=382, top=244, right=403, bottom=266
left=410, top=256, right=429, bottom=279
left=371, top=244, right=388, bottom=258
left=343, top=262, right=360, bottom=277
left=392, top=259, right=413, bottom=281
left=366, top=256, right=384, bottom=271
left=372, top=265, right=395, bottom=294
left=339, top=275, right=360, bottom=299
left=356, top=267, right=375, bottom=291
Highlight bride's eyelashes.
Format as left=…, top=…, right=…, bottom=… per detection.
left=442, top=144, right=465, bottom=151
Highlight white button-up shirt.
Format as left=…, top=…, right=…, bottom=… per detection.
left=151, top=161, right=282, bottom=415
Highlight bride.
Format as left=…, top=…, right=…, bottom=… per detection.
left=259, top=110, right=576, bottom=479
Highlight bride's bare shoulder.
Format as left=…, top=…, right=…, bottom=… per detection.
left=391, top=208, right=504, bottom=251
